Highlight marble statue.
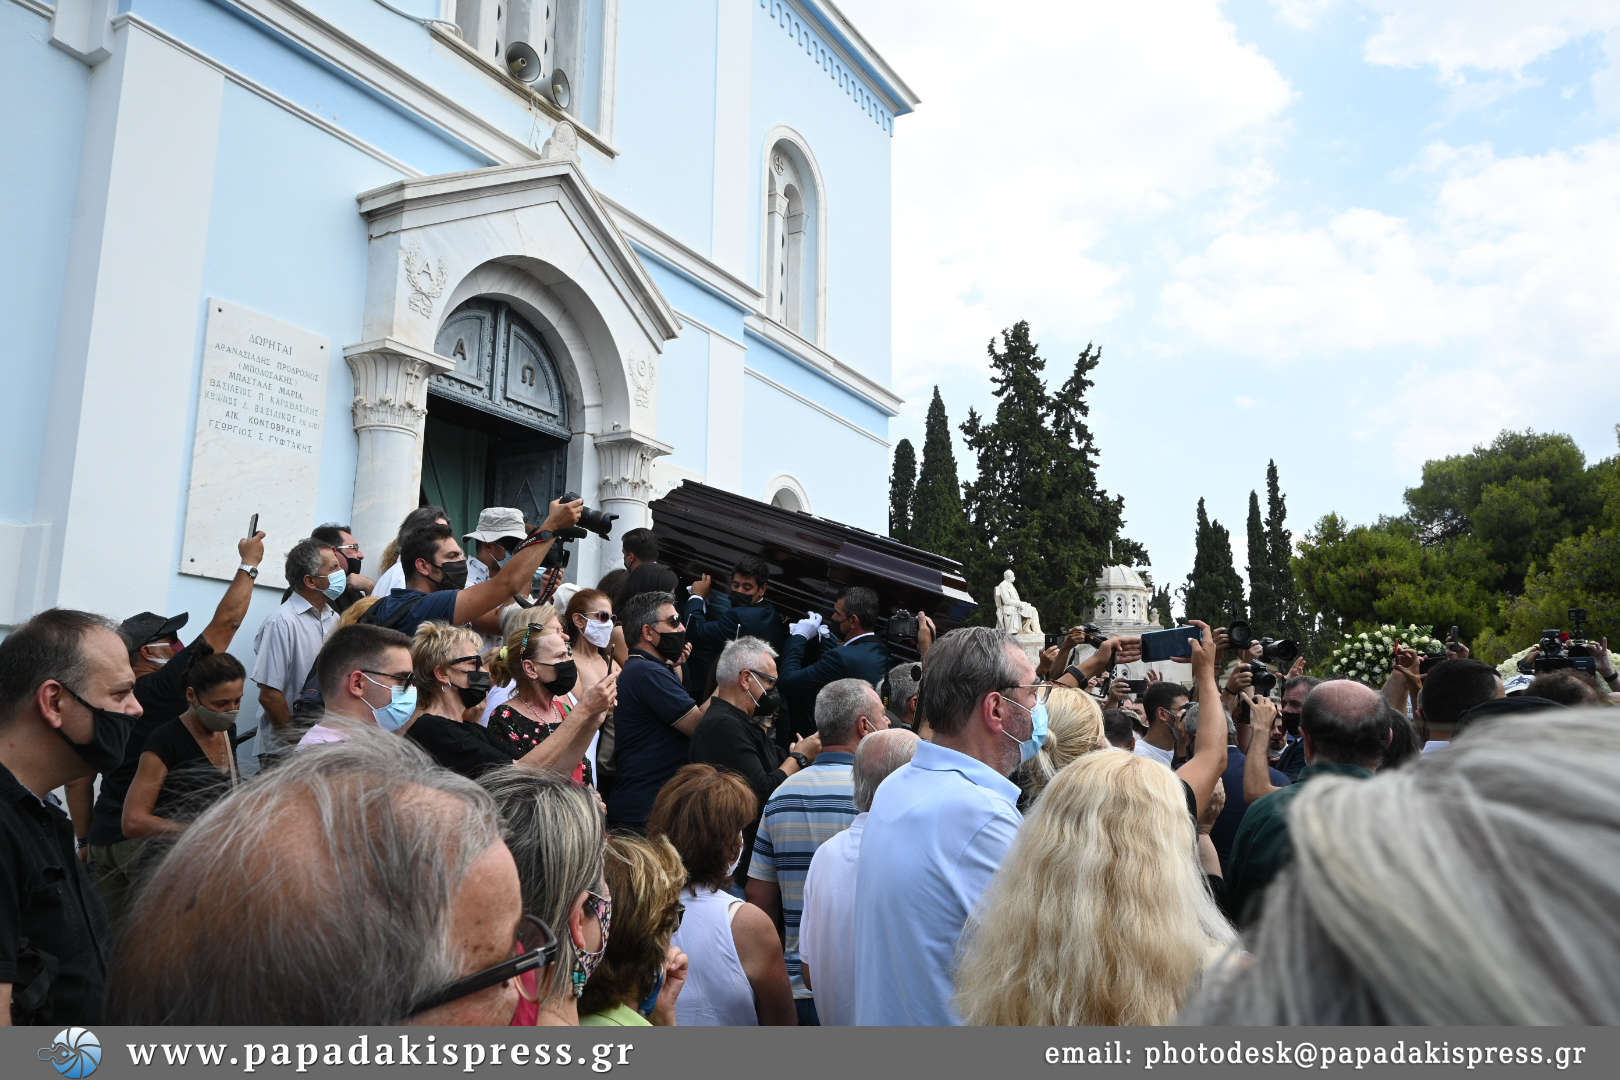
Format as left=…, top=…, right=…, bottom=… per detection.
left=994, top=569, right=1043, bottom=637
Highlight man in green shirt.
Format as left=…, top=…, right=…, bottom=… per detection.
left=1226, top=680, right=1393, bottom=925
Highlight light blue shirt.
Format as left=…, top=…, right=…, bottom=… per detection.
left=852, top=739, right=1022, bottom=1025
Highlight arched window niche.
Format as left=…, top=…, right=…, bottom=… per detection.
left=763, top=135, right=824, bottom=343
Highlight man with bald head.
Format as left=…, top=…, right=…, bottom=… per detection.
left=1225, top=679, right=1394, bottom=925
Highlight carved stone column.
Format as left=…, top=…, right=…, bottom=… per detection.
left=343, top=338, right=453, bottom=564
left=594, top=429, right=673, bottom=536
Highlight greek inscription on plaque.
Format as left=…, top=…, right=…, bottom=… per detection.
left=180, top=299, right=331, bottom=589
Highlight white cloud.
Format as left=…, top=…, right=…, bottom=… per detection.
left=1355, top=1, right=1620, bottom=79
left=837, top=0, right=1294, bottom=402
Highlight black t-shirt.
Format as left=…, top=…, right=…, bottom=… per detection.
left=88, top=638, right=214, bottom=847
left=0, top=761, right=110, bottom=1025
left=140, top=719, right=236, bottom=826
left=605, top=651, right=696, bottom=827
left=405, top=714, right=512, bottom=779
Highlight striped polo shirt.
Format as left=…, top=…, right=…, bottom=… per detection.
left=748, top=751, right=858, bottom=998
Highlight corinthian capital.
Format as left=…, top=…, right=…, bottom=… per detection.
left=343, top=338, right=453, bottom=436
left=596, top=430, right=674, bottom=504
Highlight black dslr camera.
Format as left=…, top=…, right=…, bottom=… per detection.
left=539, top=491, right=620, bottom=570
left=1042, top=624, right=1109, bottom=650
left=1521, top=609, right=1599, bottom=673
left=882, top=609, right=921, bottom=643
left=1226, top=621, right=1299, bottom=665
left=1243, top=660, right=1278, bottom=696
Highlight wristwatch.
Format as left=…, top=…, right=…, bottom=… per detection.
left=238, top=564, right=259, bottom=579
left=789, top=752, right=811, bottom=769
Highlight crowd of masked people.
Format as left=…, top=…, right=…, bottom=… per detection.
left=3, top=497, right=1619, bottom=1029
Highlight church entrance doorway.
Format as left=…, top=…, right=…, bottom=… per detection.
left=420, top=298, right=572, bottom=538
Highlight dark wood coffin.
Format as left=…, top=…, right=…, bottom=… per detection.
left=648, top=481, right=978, bottom=658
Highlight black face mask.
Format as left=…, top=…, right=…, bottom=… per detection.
left=435, top=559, right=470, bottom=590
left=59, top=686, right=133, bottom=773
left=457, top=671, right=492, bottom=708
left=344, top=555, right=363, bottom=576
left=540, top=659, right=578, bottom=697
left=654, top=629, right=687, bottom=662
left=748, top=679, right=781, bottom=719
left=731, top=590, right=756, bottom=607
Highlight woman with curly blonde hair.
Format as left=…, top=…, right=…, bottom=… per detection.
left=955, top=748, right=1236, bottom=1026
left=1014, top=685, right=1105, bottom=809
left=578, top=834, right=690, bottom=1026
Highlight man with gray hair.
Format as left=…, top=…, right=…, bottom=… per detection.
left=251, top=537, right=344, bottom=759
left=747, top=678, right=888, bottom=1025
left=799, top=728, right=920, bottom=1026
left=106, top=726, right=529, bottom=1025
left=853, top=625, right=1038, bottom=1024
left=883, top=661, right=922, bottom=730
left=689, top=636, right=821, bottom=882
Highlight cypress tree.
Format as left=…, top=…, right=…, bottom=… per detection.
left=1182, top=497, right=1248, bottom=628
left=960, top=324, right=1143, bottom=631
left=1246, top=489, right=1279, bottom=634
left=1150, top=585, right=1174, bottom=628
left=910, top=387, right=971, bottom=563
left=888, top=438, right=916, bottom=544
left=1264, top=460, right=1303, bottom=640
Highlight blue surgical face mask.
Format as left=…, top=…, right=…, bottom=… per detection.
left=364, top=675, right=417, bottom=732
left=320, top=569, right=347, bottom=600
left=1003, top=696, right=1050, bottom=766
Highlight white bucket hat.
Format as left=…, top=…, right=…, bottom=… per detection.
left=464, top=506, right=528, bottom=545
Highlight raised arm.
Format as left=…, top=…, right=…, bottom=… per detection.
left=1243, top=694, right=1282, bottom=803
left=1174, top=620, right=1227, bottom=817
left=200, top=531, right=266, bottom=654
left=452, top=499, right=583, bottom=626
left=516, top=671, right=617, bottom=778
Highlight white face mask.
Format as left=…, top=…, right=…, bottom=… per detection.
left=581, top=618, right=614, bottom=649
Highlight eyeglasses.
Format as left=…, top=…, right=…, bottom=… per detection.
left=332, top=543, right=362, bottom=554
left=746, top=669, right=778, bottom=688
left=1000, top=683, right=1055, bottom=705
left=449, top=654, right=486, bottom=670
left=407, top=914, right=557, bottom=1016
left=361, top=669, right=416, bottom=689
left=579, top=610, right=613, bottom=624
left=655, top=617, right=685, bottom=632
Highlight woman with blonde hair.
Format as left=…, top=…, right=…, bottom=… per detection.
left=955, top=748, right=1236, bottom=1026
left=1014, top=685, right=1105, bottom=809
left=480, top=603, right=561, bottom=723
left=403, top=621, right=615, bottom=780
left=577, top=834, right=690, bottom=1026
left=485, top=621, right=616, bottom=783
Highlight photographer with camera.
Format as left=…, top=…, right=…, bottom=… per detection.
left=362, top=498, right=586, bottom=638
left=1047, top=628, right=1145, bottom=689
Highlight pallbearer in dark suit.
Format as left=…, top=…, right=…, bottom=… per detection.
left=779, top=586, right=933, bottom=737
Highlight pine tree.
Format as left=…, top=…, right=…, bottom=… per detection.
left=910, top=387, right=971, bottom=563
left=1246, top=489, right=1279, bottom=634
left=1182, top=497, right=1248, bottom=628
left=888, top=438, right=916, bottom=544
left=960, top=324, right=1143, bottom=631
left=1264, top=460, right=1303, bottom=641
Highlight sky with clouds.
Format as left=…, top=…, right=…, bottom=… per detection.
left=836, top=0, right=1620, bottom=601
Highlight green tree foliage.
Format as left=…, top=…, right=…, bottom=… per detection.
left=909, top=387, right=972, bottom=563
left=1181, top=498, right=1247, bottom=628
left=888, top=437, right=915, bottom=544
left=1293, top=428, right=1619, bottom=660
left=1402, top=429, right=1601, bottom=594
left=960, top=324, right=1143, bottom=631
left=1245, top=490, right=1278, bottom=635
left=1264, top=460, right=1303, bottom=641
left=1150, top=585, right=1175, bottom=629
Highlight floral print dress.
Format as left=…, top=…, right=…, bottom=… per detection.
left=488, top=695, right=593, bottom=786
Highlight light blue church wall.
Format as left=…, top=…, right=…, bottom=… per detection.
left=0, top=2, right=90, bottom=525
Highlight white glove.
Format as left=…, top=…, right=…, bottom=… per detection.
left=790, top=612, right=824, bottom=640
left=817, top=621, right=833, bottom=641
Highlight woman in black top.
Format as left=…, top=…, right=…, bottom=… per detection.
left=486, top=621, right=611, bottom=785
left=403, top=621, right=619, bottom=782
left=123, top=652, right=245, bottom=841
